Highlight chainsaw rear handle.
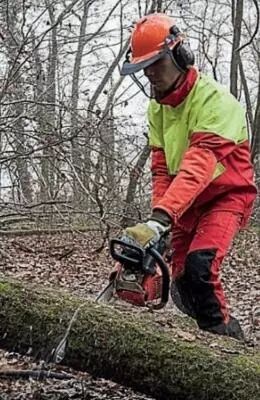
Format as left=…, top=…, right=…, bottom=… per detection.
left=110, top=238, right=145, bottom=267
left=147, top=246, right=170, bottom=309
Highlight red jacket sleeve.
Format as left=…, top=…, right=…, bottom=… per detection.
left=153, top=133, right=237, bottom=223
left=151, top=147, right=172, bottom=208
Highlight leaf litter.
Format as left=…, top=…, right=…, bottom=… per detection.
left=0, top=228, right=259, bottom=399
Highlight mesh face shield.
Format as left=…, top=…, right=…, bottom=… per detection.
left=120, top=47, right=170, bottom=99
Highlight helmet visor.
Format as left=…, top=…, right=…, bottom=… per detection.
left=120, top=51, right=165, bottom=76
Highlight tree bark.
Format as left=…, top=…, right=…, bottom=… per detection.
left=71, top=0, right=93, bottom=205
left=0, top=277, right=259, bottom=400
left=0, top=1, right=33, bottom=204
left=122, top=143, right=151, bottom=227
left=252, top=69, right=260, bottom=162
left=230, top=0, right=244, bottom=98
left=40, top=1, right=58, bottom=202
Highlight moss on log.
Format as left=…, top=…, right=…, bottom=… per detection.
left=0, top=277, right=259, bottom=400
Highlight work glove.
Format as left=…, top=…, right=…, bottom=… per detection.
left=124, top=210, right=172, bottom=248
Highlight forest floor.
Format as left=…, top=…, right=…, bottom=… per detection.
left=0, top=227, right=259, bottom=399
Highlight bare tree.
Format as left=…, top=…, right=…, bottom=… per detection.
left=70, top=0, right=94, bottom=203
left=0, top=0, right=258, bottom=231
left=230, top=0, right=244, bottom=97
left=0, top=1, right=33, bottom=203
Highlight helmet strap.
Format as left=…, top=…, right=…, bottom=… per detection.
left=130, top=74, right=153, bottom=98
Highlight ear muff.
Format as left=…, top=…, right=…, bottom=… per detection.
left=167, top=25, right=195, bottom=71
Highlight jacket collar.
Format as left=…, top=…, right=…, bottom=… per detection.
left=159, top=67, right=199, bottom=107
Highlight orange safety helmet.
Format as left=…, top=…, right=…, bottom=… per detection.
left=121, top=13, right=184, bottom=75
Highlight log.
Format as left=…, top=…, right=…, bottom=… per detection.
left=0, top=277, right=259, bottom=400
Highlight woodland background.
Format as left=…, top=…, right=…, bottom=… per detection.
left=0, top=0, right=259, bottom=399
left=0, top=0, right=259, bottom=233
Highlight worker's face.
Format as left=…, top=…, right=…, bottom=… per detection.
left=144, top=54, right=181, bottom=98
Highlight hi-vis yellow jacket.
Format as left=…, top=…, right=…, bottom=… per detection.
left=148, top=67, right=256, bottom=231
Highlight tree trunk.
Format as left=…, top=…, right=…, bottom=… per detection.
left=0, top=277, right=259, bottom=400
left=39, top=1, right=58, bottom=202
left=71, top=0, right=92, bottom=205
left=0, top=0, right=33, bottom=204
left=230, top=0, right=244, bottom=98
left=122, top=143, right=151, bottom=227
left=252, top=69, right=260, bottom=163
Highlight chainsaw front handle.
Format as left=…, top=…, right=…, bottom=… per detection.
left=147, top=246, right=170, bottom=309
left=110, top=238, right=145, bottom=267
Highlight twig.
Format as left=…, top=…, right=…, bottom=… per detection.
left=92, top=222, right=111, bottom=253
left=0, top=369, right=74, bottom=380
left=236, top=0, right=259, bottom=52
left=58, top=247, right=75, bottom=260
left=12, top=240, right=35, bottom=253
left=0, top=248, right=12, bottom=261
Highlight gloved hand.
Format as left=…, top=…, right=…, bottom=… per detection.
left=124, top=210, right=172, bottom=248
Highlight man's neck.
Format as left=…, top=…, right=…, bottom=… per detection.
left=158, top=67, right=199, bottom=107
left=154, top=72, right=185, bottom=102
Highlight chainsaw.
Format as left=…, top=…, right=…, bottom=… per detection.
left=96, top=233, right=172, bottom=310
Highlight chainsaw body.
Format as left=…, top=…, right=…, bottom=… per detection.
left=97, top=235, right=171, bottom=309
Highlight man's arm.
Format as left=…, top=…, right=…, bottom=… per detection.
left=153, top=132, right=238, bottom=224
left=123, top=133, right=233, bottom=247
left=151, top=147, right=172, bottom=208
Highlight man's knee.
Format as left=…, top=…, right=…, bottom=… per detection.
left=184, top=249, right=217, bottom=286
left=183, top=249, right=226, bottom=328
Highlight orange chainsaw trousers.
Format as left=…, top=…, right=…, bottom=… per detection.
left=171, top=210, right=242, bottom=329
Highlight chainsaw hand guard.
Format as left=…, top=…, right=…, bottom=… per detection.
left=110, top=238, right=145, bottom=269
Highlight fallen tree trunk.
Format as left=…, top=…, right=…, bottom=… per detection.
left=0, top=277, right=259, bottom=400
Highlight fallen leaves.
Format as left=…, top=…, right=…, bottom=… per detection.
left=0, top=227, right=259, bottom=398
